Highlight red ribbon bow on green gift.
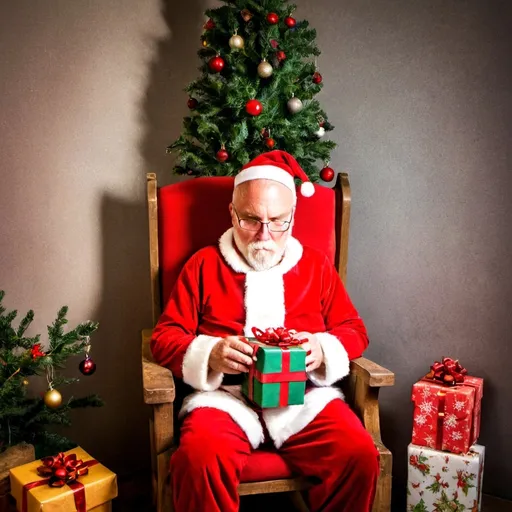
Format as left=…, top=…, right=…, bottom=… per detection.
left=425, top=357, right=467, bottom=386
left=251, top=327, right=305, bottom=347
left=36, top=452, right=90, bottom=487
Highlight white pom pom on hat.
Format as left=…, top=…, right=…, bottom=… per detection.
left=234, top=150, right=315, bottom=198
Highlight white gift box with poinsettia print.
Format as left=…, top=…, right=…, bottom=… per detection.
left=407, top=443, right=485, bottom=512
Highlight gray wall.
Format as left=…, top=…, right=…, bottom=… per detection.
left=0, top=0, right=510, bottom=508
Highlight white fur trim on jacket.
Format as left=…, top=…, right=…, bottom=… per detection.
left=179, top=390, right=265, bottom=449
left=218, top=228, right=303, bottom=275
left=243, top=271, right=285, bottom=337
left=182, top=335, right=223, bottom=392
left=263, top=386, right=345, bottom=448
left=307, top=332, right=350, bottom=387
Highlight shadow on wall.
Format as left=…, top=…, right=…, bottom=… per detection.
left=69, top=194, right=152, bottom=476
left=70, top=0, right=207, bottom=476
left=140, top=0, right=208, bottom=186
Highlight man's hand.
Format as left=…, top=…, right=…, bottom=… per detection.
left=294, top=332, right=324, bottom=372
left=209, top=336, right=255, bottom=374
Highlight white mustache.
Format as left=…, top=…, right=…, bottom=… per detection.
left=249, top=241, right=278, bottom=251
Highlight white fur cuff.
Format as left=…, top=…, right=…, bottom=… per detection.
left=182, top=335, right=224, bottom=391
left=307, top=332, right=350, bottom=387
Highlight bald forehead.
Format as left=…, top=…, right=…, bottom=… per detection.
left=233, top=179, right=295, bottom=207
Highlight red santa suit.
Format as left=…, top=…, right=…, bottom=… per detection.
left=151, top=228, right=380, bottom=512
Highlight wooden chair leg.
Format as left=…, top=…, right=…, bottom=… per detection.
left=372, top=443, right=392, bottom=512
left=149, top=418, right=157, bottom=507
left=289, top=491, right=310, bottom=512
left=157, top=451, right=172, bottom=512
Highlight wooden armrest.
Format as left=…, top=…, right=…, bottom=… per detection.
left=142, top=328, right=176, bottom=404
left=343, top=357, right=394, bottom=439
left=143, top=359, right=176, bottom=405
left=350, top=357, right=395, bottom=387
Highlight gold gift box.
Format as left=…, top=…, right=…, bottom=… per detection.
left=9, top=447, right=117, bottom=512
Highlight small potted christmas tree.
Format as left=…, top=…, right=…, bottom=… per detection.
left=0, top=290, right=103, bottom=504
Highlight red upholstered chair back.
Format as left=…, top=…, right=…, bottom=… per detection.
left=147, top=174, right=351, bottom=325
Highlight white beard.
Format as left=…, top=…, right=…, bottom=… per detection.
left=233, top=233, right=285, bottom=271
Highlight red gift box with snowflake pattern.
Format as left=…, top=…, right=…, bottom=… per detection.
left=411, top=376, right=483, bottom=454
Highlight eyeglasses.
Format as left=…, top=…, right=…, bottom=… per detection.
left=232, top=206, right=293, bottom=233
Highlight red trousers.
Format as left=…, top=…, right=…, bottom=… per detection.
left=171, top=399, right=379, bottom=512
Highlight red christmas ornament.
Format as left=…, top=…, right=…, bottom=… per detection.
left=216, top=148, right=229, bottom=162
left=320, top=166, right=335, bottom=182
left=265, top=138, right=275, bottom=149
left=313, top=72, right=323, bottom=84
left=266, top=12, right=279, bottom=24
left=284, top=16, right=296, bottom=28
left=270, top=39, right=279, bottom=49
left=187, top=97, right=198, bottom=109
left=276, top=50, right=286, bottom=61
left=208, top=55, right=225, bottom=73
left=79, top=356, right=96, bottom=376
left=245, top=99, right=263, bottom=116
left=204, top=19, right=215, bottom=30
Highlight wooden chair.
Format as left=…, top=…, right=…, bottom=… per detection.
left=142, top=172, right=395, bottom=512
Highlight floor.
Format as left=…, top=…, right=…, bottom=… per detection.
left=112, top=471, right=512, bottom=512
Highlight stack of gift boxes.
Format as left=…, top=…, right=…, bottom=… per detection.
left=407, top=357, right=485, bottom=511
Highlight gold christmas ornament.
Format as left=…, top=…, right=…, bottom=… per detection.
left=22, top=379, right=29, bottom=386
left=229, top=33, right=244, bottom=50
left=257, top=59, right=273, bottom=78
left=202, top=39, right=208, bottom=47
left=44, top=388, right=62, bottom=408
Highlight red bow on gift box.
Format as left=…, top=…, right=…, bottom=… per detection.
left=36, top=452, right=91, bottom=487
left=424, top=357, right=467, bottom=386
left=22, top=452, right=98, bottom=512
left=251, top=327, right=305, bottom=347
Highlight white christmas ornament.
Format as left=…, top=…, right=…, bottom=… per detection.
left=287, top=96, right=303, bottom=114
left=257, top=59, right=273, bottom=78
left=315, top=126, right=325, bottom=137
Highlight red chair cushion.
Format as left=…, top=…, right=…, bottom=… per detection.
left=158, top=177, right=336, bottom=306
left=240, top=448, right=294, bottom=483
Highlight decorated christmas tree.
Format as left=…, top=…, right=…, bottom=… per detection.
left=168, top=0, right=337, bottom=183
left=0, top=291, right=103, bottom=457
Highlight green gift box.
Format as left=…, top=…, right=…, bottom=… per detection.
left=241, top=340, right=307, bottom=408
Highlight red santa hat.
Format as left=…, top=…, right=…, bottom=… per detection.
left=234, top=150, right=315, bottom=198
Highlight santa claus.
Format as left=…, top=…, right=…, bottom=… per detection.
left=151, top=150, right=379, bottom=512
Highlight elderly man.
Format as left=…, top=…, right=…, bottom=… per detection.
left=151, top=150, right=379, bottom=512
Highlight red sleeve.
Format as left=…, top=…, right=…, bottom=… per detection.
left=150, top=253, right=201, bottom=379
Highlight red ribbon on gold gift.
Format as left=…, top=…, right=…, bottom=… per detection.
left=22, top=452, right=98, bottom=512
left=248, top=327, right=306, bottom=406
left=424, top=357, right=467, bottom=386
